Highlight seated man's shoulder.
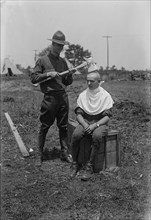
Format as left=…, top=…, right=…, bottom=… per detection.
left=79, top=89, right=87, bottom=96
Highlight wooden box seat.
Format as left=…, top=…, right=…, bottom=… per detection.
left=67, top=118, right=120, bottom=172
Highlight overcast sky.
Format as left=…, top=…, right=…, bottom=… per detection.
left=1, top=0, right=150, bottom=70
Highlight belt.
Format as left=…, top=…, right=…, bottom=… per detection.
left=45, top=90, right=65, bottom=96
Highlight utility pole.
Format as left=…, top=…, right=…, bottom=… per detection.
left=33, top=50, right=38, bottom=62
left=102, top=36, right=112, bottom=69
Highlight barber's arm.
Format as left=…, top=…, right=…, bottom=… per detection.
left=30, top=58, right=59, bottom=84
left=62, top=61, right=74, bottom=86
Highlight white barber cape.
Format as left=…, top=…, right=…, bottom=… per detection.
left=77, top=86, right=114, bottom=115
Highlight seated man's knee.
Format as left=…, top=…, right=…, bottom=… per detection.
left=72, top=131, right=82, bottom=142
left=71, top=125, right=83, bottom=142
left=92, top=126, right=108, bottom=146
left=92, top=131, right=103, bottom=142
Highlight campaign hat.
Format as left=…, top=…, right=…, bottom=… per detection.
left=48, top=30, right=69, bottom=45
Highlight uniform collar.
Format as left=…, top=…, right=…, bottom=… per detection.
left=48, top=51, right=59, bottom=60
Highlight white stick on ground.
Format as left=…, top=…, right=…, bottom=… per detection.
left=4, top=112, right=29, bottom=157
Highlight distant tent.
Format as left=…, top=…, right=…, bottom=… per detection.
left=1, top=58, right=23, bottom=76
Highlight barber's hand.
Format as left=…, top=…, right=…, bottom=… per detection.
left=84, top=124, right=97, bottom=135
left=68, top=68, right=76, bottom=75
left=47, top=71, right=60, bottom=78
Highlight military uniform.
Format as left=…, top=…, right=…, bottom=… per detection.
left=31, top=51, right=73, bottom=163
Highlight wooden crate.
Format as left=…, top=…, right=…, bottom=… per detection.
left=94, top=130, right=120, bottom=172
left=67, top=119, right=120, bottom=172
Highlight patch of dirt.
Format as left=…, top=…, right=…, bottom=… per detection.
left=1, top=79, right=151, bottom=220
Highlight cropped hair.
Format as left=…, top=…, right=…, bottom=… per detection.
left=87, top=71, right=101, bottom=82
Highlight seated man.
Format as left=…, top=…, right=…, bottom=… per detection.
left=70, top=70, right=114, bottom=181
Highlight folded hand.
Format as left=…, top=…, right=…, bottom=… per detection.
left=84, top=124, right=96, bottom=135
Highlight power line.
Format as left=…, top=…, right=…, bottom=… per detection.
left=102, top=36, right=112, bottom=69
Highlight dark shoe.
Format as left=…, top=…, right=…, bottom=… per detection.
left=60, top=151, right=73, bottom=163
left=70, top=162, right=80, bottom=178
left=81, top=162, right=93, bottom=181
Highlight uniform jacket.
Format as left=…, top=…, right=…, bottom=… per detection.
left=30, top=52, right=73, bottom=94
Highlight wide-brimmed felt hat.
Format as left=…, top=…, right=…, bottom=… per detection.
left=47, top=30, right=69, bottom=45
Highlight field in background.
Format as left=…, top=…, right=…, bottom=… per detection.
left=68, top=75, right=151, bottom=117
left=1, top=74, right=151, bottom=220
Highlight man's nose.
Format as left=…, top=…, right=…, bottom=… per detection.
left=58, top=45, right=64, bottom=49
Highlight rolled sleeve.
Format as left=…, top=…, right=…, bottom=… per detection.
left=102, top=108, right=113, bottom=118
left=30, top=59, right=47, bottom=84
left=74, top=107, right=85, bottom=116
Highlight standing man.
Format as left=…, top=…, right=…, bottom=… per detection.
left=31, top=30, right=74, bottom=166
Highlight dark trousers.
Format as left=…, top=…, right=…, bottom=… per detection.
left=71, top=124, right=108, bottom=164
left=38, top=91, right=69, bottom=153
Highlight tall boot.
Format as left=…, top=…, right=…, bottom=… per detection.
left=36, top=151, right=43, bottom=167
left=36, top=125, right=48, bottom=166
left=59, top=133, right=72, bottom=163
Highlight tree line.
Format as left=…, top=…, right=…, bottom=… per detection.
left=17, top=43, right=150, bottom=80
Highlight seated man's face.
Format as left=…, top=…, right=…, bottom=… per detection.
left=86, top=72, right=100, bottom=90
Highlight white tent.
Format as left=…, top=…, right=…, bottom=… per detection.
left=1, top=58, right=23, bottom=76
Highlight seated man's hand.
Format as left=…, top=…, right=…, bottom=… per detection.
left=84, top=124, right=96, bottom=135
left=47, top=71, right=60, bottom=78
left=82, top=122, right=89, bottom=130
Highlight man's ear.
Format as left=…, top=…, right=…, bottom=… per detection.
left=99, top=81, right=104, bottom=86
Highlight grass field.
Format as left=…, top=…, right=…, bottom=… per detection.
left=1, top=74, right=151, bottom=220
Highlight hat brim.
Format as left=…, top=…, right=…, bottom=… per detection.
left=47, top=39, right=69, bottom=45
